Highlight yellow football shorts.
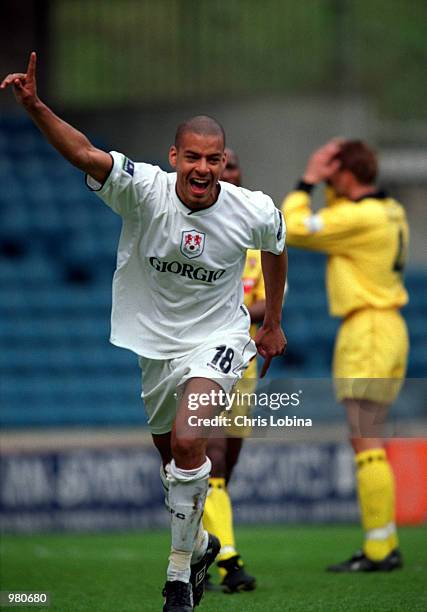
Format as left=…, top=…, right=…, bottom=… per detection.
left=333, top=308, right=409, bottom=404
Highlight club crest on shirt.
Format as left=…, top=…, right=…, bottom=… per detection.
left=180, top=230, right=206, bottom=259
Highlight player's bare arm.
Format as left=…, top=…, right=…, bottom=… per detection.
left=1, top=52, right=111, bottom=183
left=256, top=248, right=288, bottom=377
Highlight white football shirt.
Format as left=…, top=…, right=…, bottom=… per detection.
left=87, top=151, right=285, bottom=358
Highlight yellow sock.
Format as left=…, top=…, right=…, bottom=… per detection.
left=202, top=477, right=237, bottom=569
left=355, top=448, right=398, bottom=561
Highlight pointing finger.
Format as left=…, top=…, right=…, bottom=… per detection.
left=260, top=355, right=272, bottom=379
left=27, top=51, right=37, bottom=79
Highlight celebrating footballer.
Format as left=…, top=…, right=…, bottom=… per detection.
left=1, top=52, right=287, bottom=611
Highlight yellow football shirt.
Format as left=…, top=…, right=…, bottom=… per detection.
left=282, top=189, right=409, bottom=317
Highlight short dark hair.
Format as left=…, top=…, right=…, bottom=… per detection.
left=333, top=140, right=378, bottom=184
left=175, top=115, right=226, bottom=149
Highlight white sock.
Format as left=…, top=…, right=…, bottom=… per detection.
left=166, top=458, right=211, bottom=583
left=167, top=549, right=193, bottom=583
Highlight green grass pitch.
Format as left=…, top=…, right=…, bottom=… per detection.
left=1, top=525, right=426, bottom=611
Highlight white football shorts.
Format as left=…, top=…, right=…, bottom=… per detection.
left=138, top=332, right=256, bottom=434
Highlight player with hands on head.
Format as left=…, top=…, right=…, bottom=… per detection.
left=282, top=139, right=409, bottom=573
left=2, top=53, right=287, bottom=611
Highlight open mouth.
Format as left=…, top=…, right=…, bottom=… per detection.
left=189, top=177, right=210, bottom=195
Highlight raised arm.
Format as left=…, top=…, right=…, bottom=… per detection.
left=1, top=52, right=112, bottom=183
left=255, top=248, right=288, bottom=378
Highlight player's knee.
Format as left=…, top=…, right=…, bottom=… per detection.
left=172, top=437, right=205, bottom=469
